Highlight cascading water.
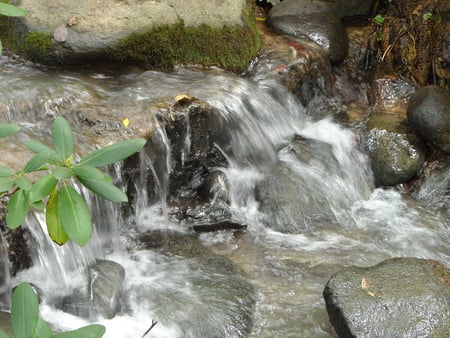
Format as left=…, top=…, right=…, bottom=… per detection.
left=1, top=54, right=449, bottom=338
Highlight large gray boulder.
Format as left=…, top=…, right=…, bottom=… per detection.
left=407, top=86, right=450, bottom=155
left=363, top=112, right=426, bottom=186
left=3, top=0, right=259, bottom=71
left=268, top=0, right=348, bottom=63
left=324, top=257, right=450, bottom=338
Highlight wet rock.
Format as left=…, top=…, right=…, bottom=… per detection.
left=60, top=289, right=95, bottom=319
left=323, top=257, right=450, bottom=338
left=90, top=259, right=125, bottom=319
left=268, top=0, right=348, bottom=63
left=137, top=230, right=256, bottom=337
left=256, top=135, right=354, bottom=233
left=407, top=86, right=450, bottom=155
left=59, top=259, right=125, bottom=320
left=122, top=98, right=232, bottom=218
left=362, top=112, right=426, bottom=186
left=0, top=311, right=13, bottom=336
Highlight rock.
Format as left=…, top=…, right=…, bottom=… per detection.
left=318, top=0, right=376, bottom=19
left=255, top=134, right=363, bottom=233
left=2, top=0, right=259, bottom=72
left=363, top=112, right=426, bottom=186
left=122, top=98, right=232, bottom=219
left=268, top=0, right=348, bottom=63
left=0, top=311, right=13, bottom=336
left=90, top=259, right=125, bottom=319
left=407, top=86, right=450, bottom=155
left=323, top=257, right=450, bottom=338
left=53, top=24, right=67, bottom=43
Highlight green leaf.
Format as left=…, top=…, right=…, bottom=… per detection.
left=58, top=185, right=92, bottom=246
left=23, top=141, right=61, bottom=163
left=11, top=282, right=39, bottom=338
left=53, top=167, right=73, bottom=180
left=46, top=190, right=69, bottom=245
left=0, top=3, right=28, bottom=16
left=52, top=117, right=74, bottom=160
left=423, top=12, right=432, bottom=20
left=30, top=199, right=45, bottom=211
left=0, top=164, right=14, bottom=177
left=33, top=318, right=52, bottom=338
left=24, top=151, right=52, bottom=173
left=72, top=165, right=104, bottom=180
left=29, top=174, right=57, bottom=202
left=14, top=176, right=32, bottom=191
left=53, top=324, right=106, bottom=338
left=79, top=138, right=146, bottom=167
left=78, top=174, right=128, bottom=203
left=374, top=14, right=385, bottom=25
left=0, top=124, right=20, bottom=138
left=6, top=189, right=29, bottom=229
left=0, top=176, right=15, bottom=193
left=0, top=328, right=10, bottom=338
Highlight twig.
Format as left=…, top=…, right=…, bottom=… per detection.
left=142, top=319, right=158, bottom=338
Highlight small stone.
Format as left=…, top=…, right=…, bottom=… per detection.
left=53, top=24, right=68, bottom=43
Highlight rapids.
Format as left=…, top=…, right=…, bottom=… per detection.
left=0, top=53, right=449, bottom=337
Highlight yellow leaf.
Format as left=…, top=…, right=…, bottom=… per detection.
left=361, top=277, right=372, bottom=290
left=174, top=94, right=191, bottom=103
left=123, top=118, right=130, bottom=127
left=367, top=291, right=376, bottom=297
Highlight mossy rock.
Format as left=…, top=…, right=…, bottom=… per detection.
left=110, top=18, right=260, bottom=73
left=0, top=0, right=260, bottom=73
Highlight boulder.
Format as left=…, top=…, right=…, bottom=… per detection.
left=268, top=0, right=348, bottom=63
left=2, top=0, right=259, bottom=72
left=363, top=112, right=426, bottom=186
left=323, top=257, right=450, bottom=338
left=407, top=86, right=450, bottom=155
left=255, top=134, right=369, bottom=232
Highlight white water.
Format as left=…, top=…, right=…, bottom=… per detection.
left=1, top=56, right=449, bottom=337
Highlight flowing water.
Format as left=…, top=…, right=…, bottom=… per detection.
left=1, top=53, right=449, bottom=337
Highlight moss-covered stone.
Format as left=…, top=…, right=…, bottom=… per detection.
left=0, top=16, right=53, bottom=62
left=23, top=31, right=53, bottom=60
left=110, top=7, right=260, bottom=73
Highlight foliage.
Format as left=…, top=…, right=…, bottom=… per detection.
left=0, top=1, right=27, bottom=54
left=0, top=282, right=105, bottom=338
left=0, top=116, right=145, bottom=246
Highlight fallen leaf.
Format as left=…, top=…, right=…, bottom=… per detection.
left=361, top=277, right=372, bottom=290
left=122, top=118, right=130, bottom=127
left=174, top=94, right=191, bottom=103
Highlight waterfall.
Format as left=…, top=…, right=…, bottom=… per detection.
left=1, top=58, right=449, bottom=338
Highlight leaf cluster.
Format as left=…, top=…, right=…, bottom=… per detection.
left=0, top=282, right=105, bottom=338
left=0, top=117, right=146, bottom=246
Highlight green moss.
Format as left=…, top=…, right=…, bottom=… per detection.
left=0, top=16, right=53, bottom=61
left=23, top=31, right=52, bottom=60
left=110, top=6, right=260, bottom=73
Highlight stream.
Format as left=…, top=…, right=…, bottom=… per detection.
left=1, top=52, right=449, bottom=338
